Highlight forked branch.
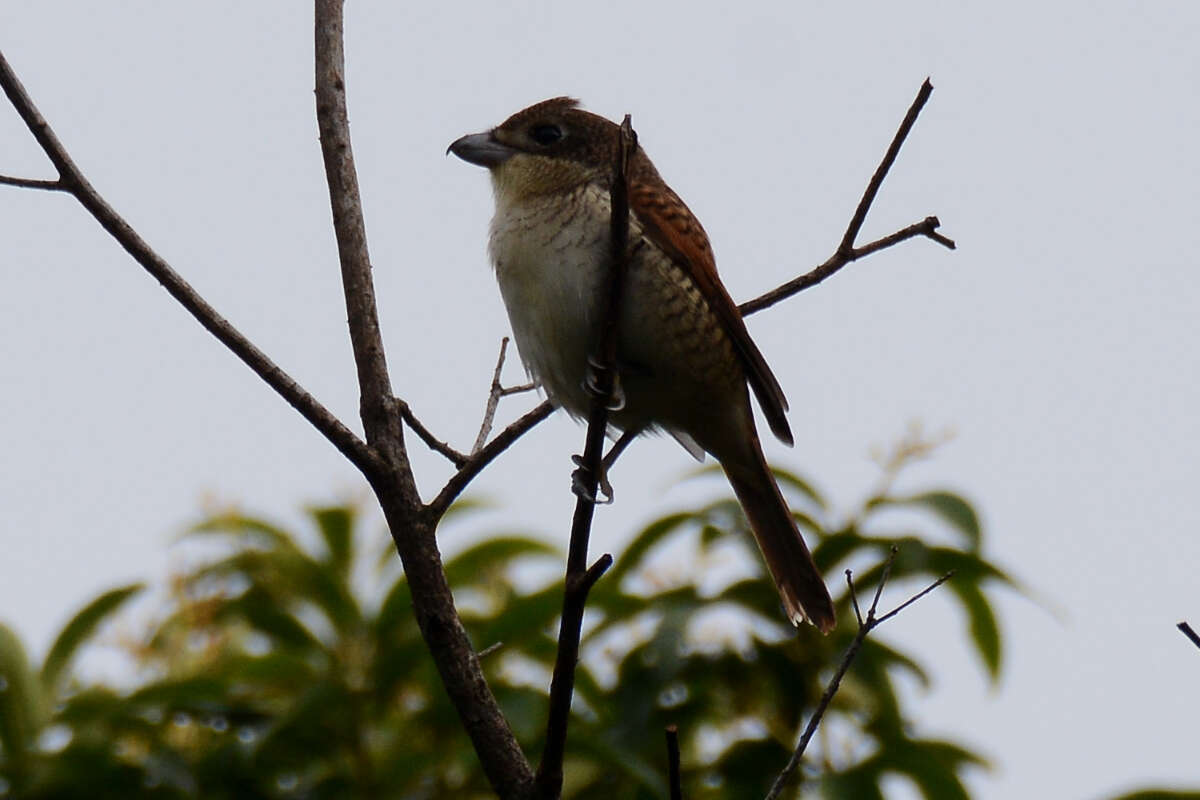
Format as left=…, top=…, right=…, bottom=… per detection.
left=741, top=78, right=954, bottom=318
left=764, top=548, right=955, bottom=800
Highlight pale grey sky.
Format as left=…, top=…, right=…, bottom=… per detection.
left=3, top=3, right=1199, bottom=798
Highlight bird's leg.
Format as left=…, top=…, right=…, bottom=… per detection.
left=572, top=356, right=633, bottom=503
left=571, top=430, right=635, bottom=503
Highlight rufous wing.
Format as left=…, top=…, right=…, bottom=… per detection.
left=628, top=165, right=793, bottom=446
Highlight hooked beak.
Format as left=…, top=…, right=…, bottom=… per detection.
left=447, top=131, right=517, bottom=168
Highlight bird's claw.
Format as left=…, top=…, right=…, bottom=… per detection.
left=583, top=358, right=625, bottom=411
left=571, top=454, right=615, bottom=504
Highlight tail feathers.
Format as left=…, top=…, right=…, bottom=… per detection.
left=723, top=452, right=836, bottom=633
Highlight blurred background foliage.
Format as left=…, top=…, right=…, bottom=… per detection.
left=1, top=444, right=1194, bottom=799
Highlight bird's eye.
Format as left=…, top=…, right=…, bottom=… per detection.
left=529, top=124, right=564, bottom=146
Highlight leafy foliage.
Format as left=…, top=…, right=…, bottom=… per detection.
left=0, top=460, right=1036, bottom=799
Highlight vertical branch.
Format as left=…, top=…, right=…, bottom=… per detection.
left=312, top=4, right=534, bottom=797
left=313, top=1, right=406, bottom=463
left=666, top=725, right=683, bottom=800
left=535, top=116, right=637, bottom=798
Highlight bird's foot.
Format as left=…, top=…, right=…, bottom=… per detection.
left=583, top=357, right=625, bottom=411
left=571, top=454, right=615, bottom=504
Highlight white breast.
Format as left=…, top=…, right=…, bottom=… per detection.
left=487, top=185, right=612, bottom=416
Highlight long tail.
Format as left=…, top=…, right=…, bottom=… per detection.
left=722, top=441, right=836, bottom=633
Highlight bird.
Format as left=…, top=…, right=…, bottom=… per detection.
left=448, top=97, right=835, bottom=632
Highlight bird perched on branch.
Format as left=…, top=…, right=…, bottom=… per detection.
left=449, top=98, right=835, bottom=632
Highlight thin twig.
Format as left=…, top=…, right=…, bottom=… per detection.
left=0, top=173, right=65, bottom=190
left=0, top=47, right=381, bottom=477
left=400, top=334, right=539, bottom=466
left=666, top=725, right=682, bottom=800
left=396, top=398, right=468, bottom=467
left=846, top=569, right=863, bottom=627
left=839, top=78, right=935, bottom=254
left=868, top=545, right=899, bottom=621
left=739, top=80, right=954, bottom=318
left=471, top=336, right=522, bottom=454
left=501, top=382, right=537, bottom=396
left=874, top=569, right=954, bottom=626
left=428, top=399, right=554, bottom=520
left=764, top=549, right=952, bottom=800
left=477, top=641, right=505, bottom=660
left=1178, top=622, right=1200, bottom=652
left=535, top=115, right=636, bottom=800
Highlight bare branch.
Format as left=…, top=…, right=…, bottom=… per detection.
left=1178, top=621, right=1200, bottom=652
left=868, top=545, right=899, bottom=620
left=396, top=397, right=468, bottom=467
left=535, top=115, right=637, bottom=800
left=666, top=725, right=682, bottom=800
left=739, top=79, right=954, bottom=318
left=0, top=173, right=65, bottom=190
left=471, top=337, right=513, bottom=454
left=839, top=78, right=935, bottom=254
left=874, top=569, right=954, bottom=626
left=846, top=569, right=863, bottom=627
left=471, top=336, right=529, bottom=454
left=314, top=4, right=404, bottom=465
left=395, top=333, right=543, bottom=472
left=765, top=551, right=953, bottom=800
left=0, top=47, right=380, bottom=477
left=501, top=381, right=537, bottom=396
left=427, top=399, right=555, bottom=520
left=477, top=641, right=505, bottom=660
left=313, top=3, right=534, bottom=797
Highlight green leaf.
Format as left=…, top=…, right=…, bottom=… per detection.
left=879, top=738, right=986, bottom=800
left=443, top=536, right=559, bottom=588
left=771, top=465, right=829, bottom=511
left=217, top=586, right=328, bottom=655
left=373, top=575, right=414, bottom=642
left=605, top=512, right=694, bottom=584
left=871, top=491, right=982, bottom=551
left=0, top=622, right=43, bottom=756
left=185, top=512, right=302, bottom=554
left=127, top=676, right=233, bottom=710
left=948, top=580, right=1003, bottom=680
left=813, top=527, right=868, bottom=574
left=41, top=583, right=144, bottom=692
left=310, top=506, right=355, bottom=576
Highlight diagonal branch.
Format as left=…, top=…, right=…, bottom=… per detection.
left=535, top=115, right=637, bottom=800
left=396, top=398, right=469, bottom=467
left=0, top=47, right=380, bottom=477
left=1178, top=621, right=1200, bottom=652
left=427, top=399, right=555, bottom=521
left=764, top=547, right=955, bottom=800
left=839, top=78, right=937, bottom=254
left=0, top=173, right=65, bottom=190
left=740, top=79, right=954, bottom=318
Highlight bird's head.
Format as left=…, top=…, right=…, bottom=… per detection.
left=448, top=97, right=623, bottom=203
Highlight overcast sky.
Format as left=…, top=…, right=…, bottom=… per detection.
left=3, top=3, right=1198, bottom=798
